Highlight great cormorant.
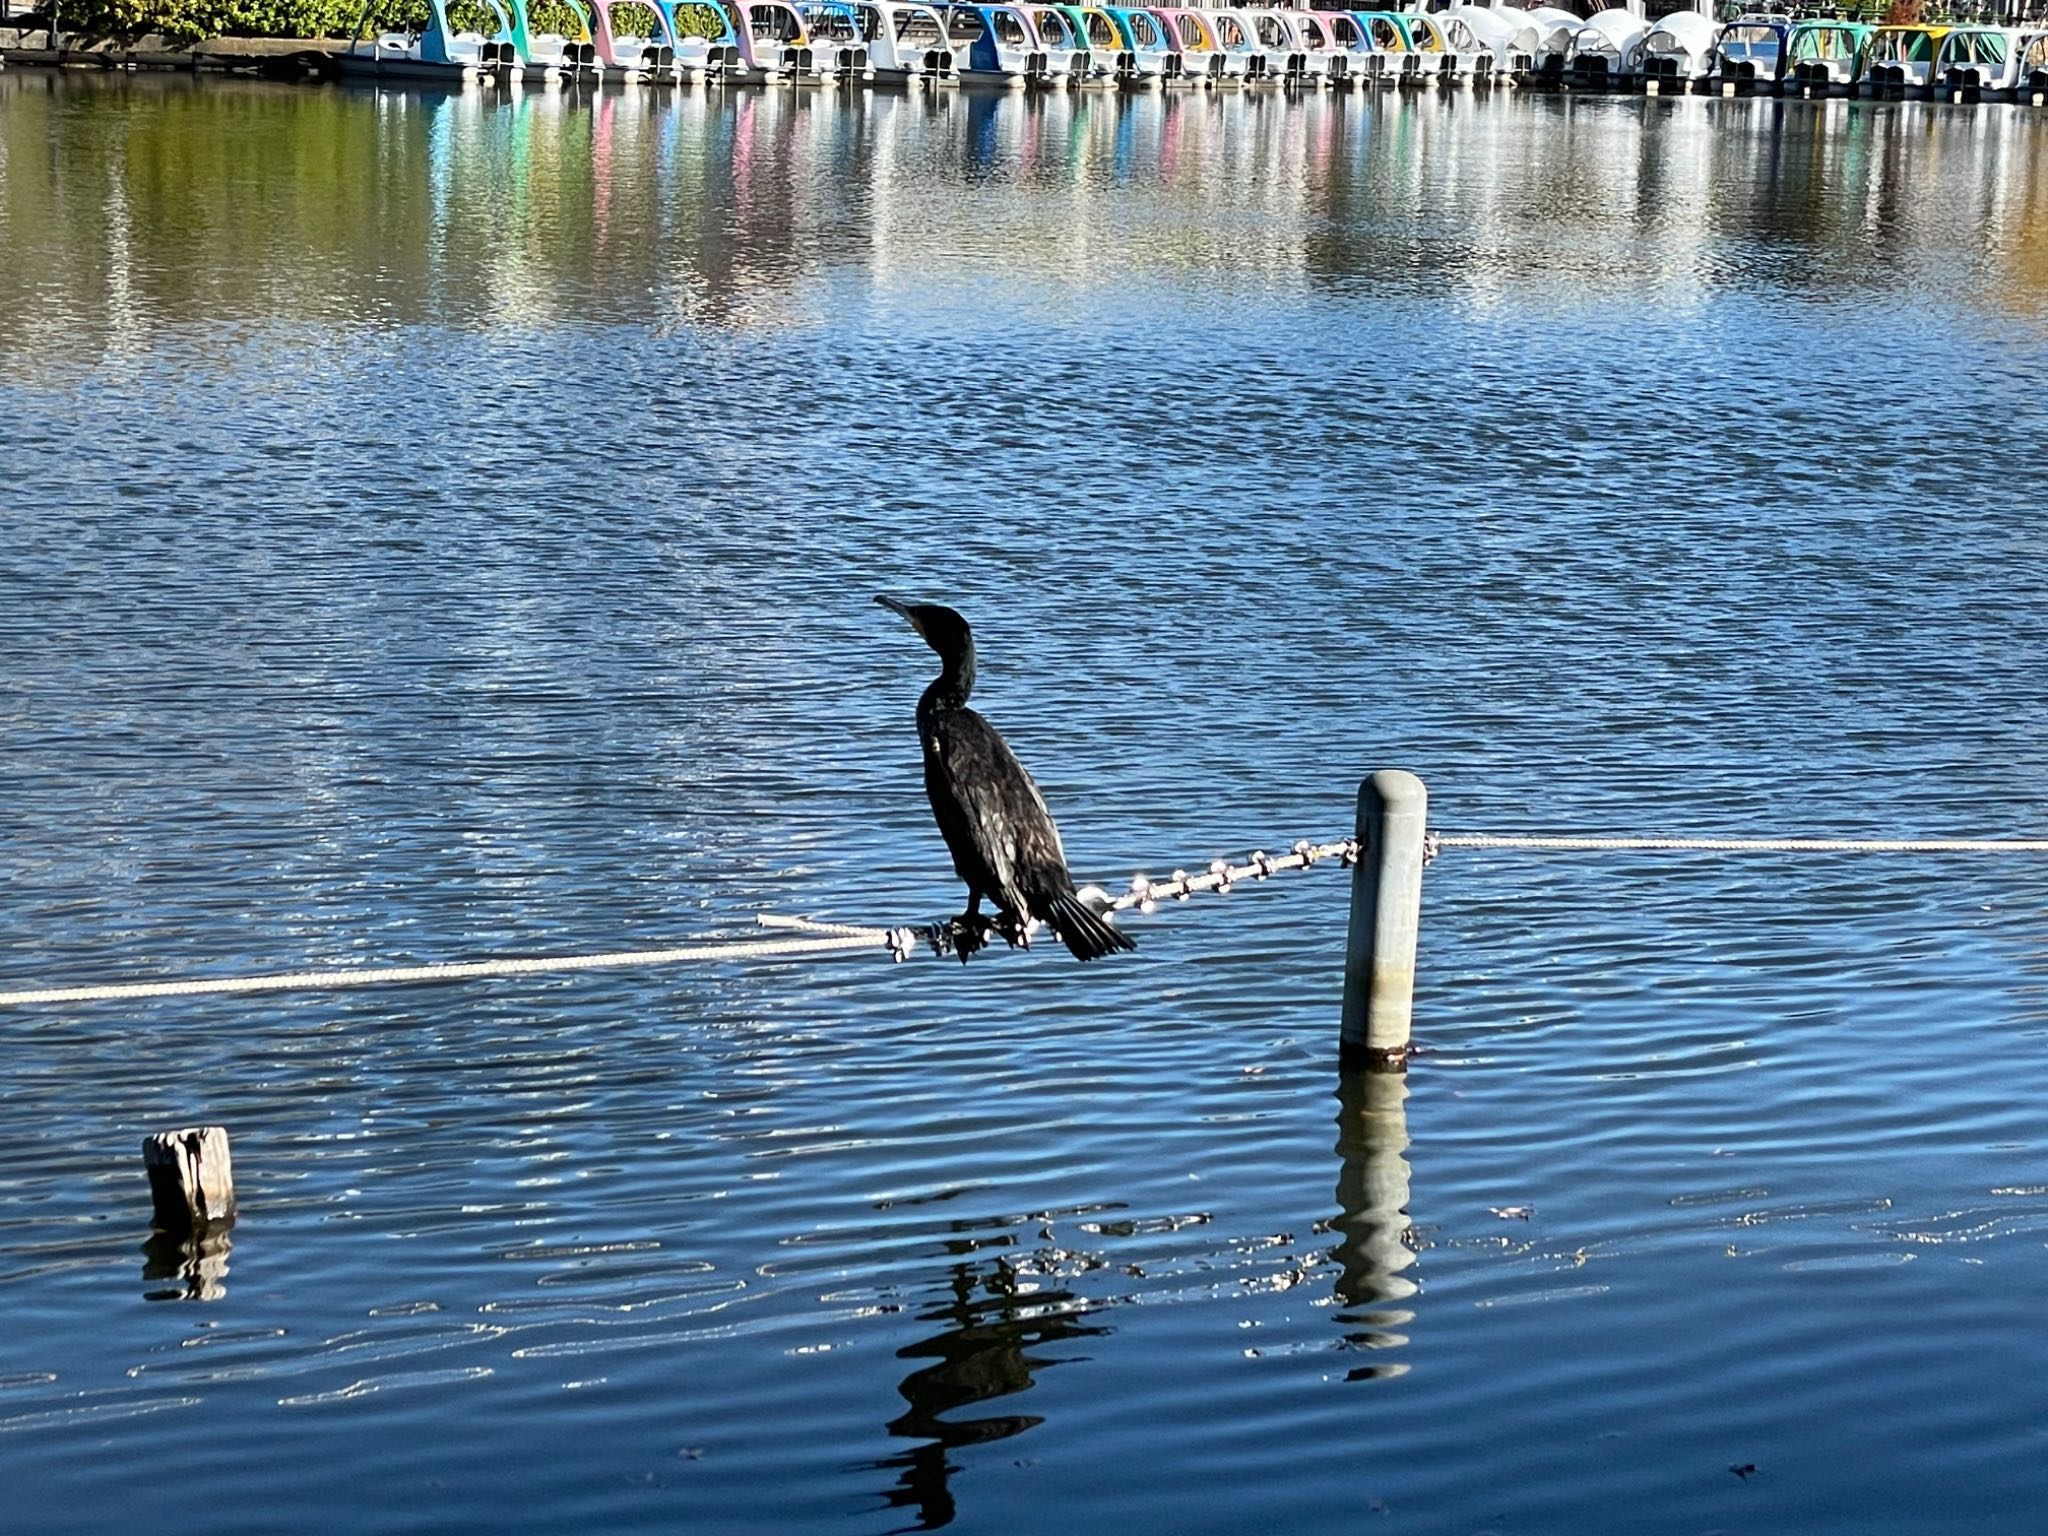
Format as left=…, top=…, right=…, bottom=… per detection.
left=876, top=597, right=1136, bottom=964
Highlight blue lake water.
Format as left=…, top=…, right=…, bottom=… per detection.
left=3, top=69, right=2048, bottom=1533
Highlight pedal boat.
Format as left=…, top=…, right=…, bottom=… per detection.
left=943, top=3, right=1066, bottom=84
left=1336, top=10, right=1404, bottom=87
left=1563, top=6, right=1650, bottom=90
left=1148, top=8, right=1229, bottom=85
left=1713, top=12, right=1792, bottom=94
left=1511, top=5, right=1585, bottom=84
left=647, top=0, right=739, bottom=80
left=714, top=1, right=825, bottom=82
left=1356, top=11, right=1459, bottom=86
left=516, top=0, right=602, bottom=82
left=1138, top=7, right=1212, bottom=85
left=1419, top=10, right=1515, bottom=84
left=1782, top=19, right=1870, bottom=97
left=1934, top=25, right=2025, bottom=103
left=1305, top=11, right=1385, bottom=87
left=1277, top=9, right=1361, bottom=87
left=593, top=0, right=681, bottom=80
left=1345, top=13, right=1426, bottom=86
left=1049, top=6, right=1131, bottom=83
left=853, top=2, right=960, bottom=83
left=1098, top=5, right=1185, bottom=83
left=798, top=2, right=882, bottom=80
left=1022, top=5, right=1102, bottom=83
left=1236, top=7, right=1335, bottom=87
left=338, top=0, right=517, bottom=82
left=1405, top=13, right=1493, bottom=84
left=2023, top=30, right=2048, bottom=104
left=1443, top=6, right=1539, bottom=84
left=1858, top=24, right=1951, bottom=99
left=1208, top=9, right=1284, bottom=84
left=1392, top=12, right=1457, bottom=84
left=1637, top=8, right=1714, bottom=92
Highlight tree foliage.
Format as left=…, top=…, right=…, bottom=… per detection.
left=45, top=0, right=723, bottom=45
left=52, top=0, right=363, bottom=44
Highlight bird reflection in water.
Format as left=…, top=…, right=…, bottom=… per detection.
left=1329, top=1070, right=1421, bottom=1379
left=872, top=1248, right=1110, bottom=1530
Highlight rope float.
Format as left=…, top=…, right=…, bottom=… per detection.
left=3, top=828, right=2045, bottom=1010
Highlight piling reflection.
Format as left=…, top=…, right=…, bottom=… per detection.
left=140, top=1227, right=231, bottom=1303
left=872, top=1243, right=1109, bottom=1531
left=8, top=73, right=2048, bottom=375
left=1329, top=1070, right=1418, bottom=1381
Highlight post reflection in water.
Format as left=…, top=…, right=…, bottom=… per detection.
left=1330, top=1071, right=1418, bottom=1382
left=872, top=1235, right=1110, bottom=1531
left=140, top=1227, right=231, bottom=1303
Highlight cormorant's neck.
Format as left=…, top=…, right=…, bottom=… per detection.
left=917, top=643, right=976, bottom=719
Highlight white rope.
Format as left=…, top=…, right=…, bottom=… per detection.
left=0, top=928, right=903, bottom=1009
left=1433, top=834, right=2048, bottom=854
left=0, top=841, right=1352, bottom=1009
left=6, top=826, right=2043, bottom=1010
left=753, top=914, right=888, bottom=940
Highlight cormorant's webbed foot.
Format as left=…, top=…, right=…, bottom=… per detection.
left=994, top=912, right=1030, bottom=950
left=946, top=912, right=994, bottom=964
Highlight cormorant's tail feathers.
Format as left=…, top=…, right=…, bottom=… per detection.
left=1044, top=890, right=1137, bottom=963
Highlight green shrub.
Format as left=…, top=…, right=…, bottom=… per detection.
left=54, top=0, right=362, bottom=43
left=609, top=2, right=659, bottom=35
left=670, top=2, right=723, bottom=39
left=45, top=0, right=725, bottom=43
left=385, top=0, right=591, bottom=38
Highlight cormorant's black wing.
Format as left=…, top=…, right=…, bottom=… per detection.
left=924, top=707, right=1069, bottom=915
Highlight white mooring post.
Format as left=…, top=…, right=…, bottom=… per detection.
left=143, top=1126, right=236, bottom=1238
left=1341, top=770, right=1428, bottom=1070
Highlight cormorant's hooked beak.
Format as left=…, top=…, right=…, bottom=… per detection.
left=875, top=595, right=925, bottom=639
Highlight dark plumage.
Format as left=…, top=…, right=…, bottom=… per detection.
left=876, top=596, right=1135, bottom=964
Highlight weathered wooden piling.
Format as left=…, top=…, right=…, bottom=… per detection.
left=142, top=1125, right=236, bottom=1237
left=1341, top=770, right=1428, bottom=1070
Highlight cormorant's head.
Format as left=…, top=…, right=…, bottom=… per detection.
left=875, top=596, right=973, bottom=664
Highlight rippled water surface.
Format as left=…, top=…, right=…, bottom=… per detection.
left=4, top=69, right=2048, bottom=1534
